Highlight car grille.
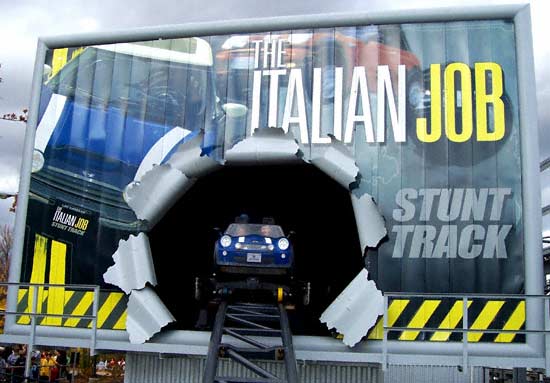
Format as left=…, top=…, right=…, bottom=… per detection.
left=31, top=166, right=138, bottom=225
left=239, top=243, right=271, bottom=251
left=220, top=266, right=287, bottom=276
left=33, top=166, right=127, bottom=207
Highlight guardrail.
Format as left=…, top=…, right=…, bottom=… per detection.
left=0, top=282, right=100, bottom=381
left=1, top=284, right=549, bottom=375
left=380, top=292, right=550, bottom=373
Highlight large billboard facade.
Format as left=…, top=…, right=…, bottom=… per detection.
left=20, top=19, right=524, bottom=342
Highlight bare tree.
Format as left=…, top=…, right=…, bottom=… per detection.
left=0, top=224, right=12, bottom=331
left=0, top=224, right=12, bottom=282
left=0, top=63, right=28, bottom=122
left=1, top=108, right=28, bottom=122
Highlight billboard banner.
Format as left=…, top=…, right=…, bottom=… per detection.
left=22, top=20, right=523, bottom=341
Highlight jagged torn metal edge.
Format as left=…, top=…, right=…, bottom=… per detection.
left=224, top=127, right=303, bottom=165
left=126, top=286, right=175, bottom=344
left=123, top=131, right=221, bottom=229
left=310, top=134, right=360, bottom=191
left=167, top=131, right=222, bottom=178
left=118, top=125, right=388, bottom=346
left=320, top=268, right=384, bottom=347
left=123, top=163, right=196, bottom=228
left=315, top=146, right=386, bottom=347
left=103, top=233, right=157, bottom=294
left=351, top=191, right=387, bottom=253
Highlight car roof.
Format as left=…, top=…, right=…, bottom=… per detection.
left=92, top=38, right=213, bottom=67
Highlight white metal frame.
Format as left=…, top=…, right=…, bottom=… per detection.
left=3, top=1, right=543, bottom=370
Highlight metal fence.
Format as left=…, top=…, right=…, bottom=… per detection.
left=380, top=292, right=550, bottom=373
left=2, top=284, right=550, bottom=380
left=0, top=282, right=100, bottom=382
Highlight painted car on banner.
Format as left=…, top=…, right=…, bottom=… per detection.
left=214, top=222, right=294, bottom=276
left=32, top=38, right=224, bottom=225
left=21, top=38, right=228, bottom=303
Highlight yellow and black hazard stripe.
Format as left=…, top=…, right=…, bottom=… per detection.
left=17, top=233, right=127, bottom=330
left=16, top=288, right=127, bottom=330
left=367, top=297, right=525, bottom=343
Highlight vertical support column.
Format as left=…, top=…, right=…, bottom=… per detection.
left=203, top=301, right=227, bottom=383
left=279, top=303, right=299, bottom=383
left=6, top=39, right=47, bottom=330
left=24, top=285, right=39, bottom=380
left=544, top=298, right=550, bottom=374
left=90, top=286, right=100, bottom=356
left=382, top=294, right=388, bottom=371
left=461, top=297, right=470, bottom=383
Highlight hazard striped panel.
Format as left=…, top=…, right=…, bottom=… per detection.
left=16, top=288, right=127, bottom=330
left=367, top=298, right=525, bottom=343
left=367, top=299, right=410, bottom=340
left=18, top=233, right=127, bottom=330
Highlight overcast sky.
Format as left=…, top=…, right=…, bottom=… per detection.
left=0, top=0, right=549, bottom=229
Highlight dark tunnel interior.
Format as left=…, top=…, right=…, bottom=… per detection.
left=149, top=163, right=364, bottom=336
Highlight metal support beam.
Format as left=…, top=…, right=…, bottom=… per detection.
left=223, top=328, right=270, bottom=349
left=24, top=286, right=39, bottom=380
left=225, top=349, right=280, bottom=380
left=202, top=301, right=299, bottom=383
left=90, top=285, right=100, bottom=356
left=203, top=301, right=228, bottom=383
left=279, top=304, right=299, bottom=383
left=462, top=297, right=469, bottom=375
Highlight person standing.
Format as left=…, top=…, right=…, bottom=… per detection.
left=12, top=349, right=26, bottom=383
left=0, top=348, right=8, bottom=383
left=49, top=353, right=59, bottom=383
left=55, top=350, right=68, bottom=379
left=6, top=346, right=18, bottom=366
left=30, top=356, right=39, bottom=382
left=39, top=353, right=53, bottom=383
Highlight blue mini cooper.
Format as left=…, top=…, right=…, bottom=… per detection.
left=214, top=220, right=294, bottom=276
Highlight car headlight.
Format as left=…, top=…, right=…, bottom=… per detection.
left=31, top=149, right=44, bottom=173
left=278, top=238, right=289, bottom=250
left=220, top=235, right=232, bottom=247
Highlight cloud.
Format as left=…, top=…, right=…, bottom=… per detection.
left=0, top=120, right=25, bottom=194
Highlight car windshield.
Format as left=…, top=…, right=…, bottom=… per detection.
left=226, top=223, right=284, bottom=237
left=46, top=44, right=211, bottom=127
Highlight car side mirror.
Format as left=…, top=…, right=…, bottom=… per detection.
left=213, top=227, right=222, bottom=236
left=287, top=230, right=296, bottom=239
left=222, top=103, right=248, bottom=118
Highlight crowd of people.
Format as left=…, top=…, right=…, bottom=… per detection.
left=0, top=345, right=70, bottom=383
left=95, top=357, right=125, bottom=373
left=0, top=345, right=125, bottom=382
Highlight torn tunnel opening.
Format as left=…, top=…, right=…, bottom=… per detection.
left=149, top=162, right=363, bottom=336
